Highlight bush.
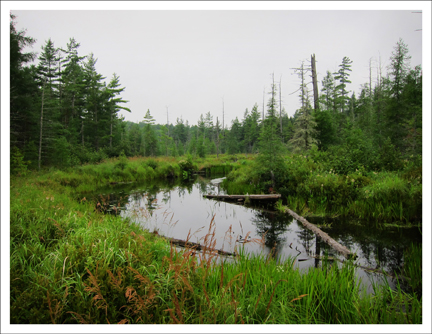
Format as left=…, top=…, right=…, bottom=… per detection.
left=145, top=158, right=158, bottom=170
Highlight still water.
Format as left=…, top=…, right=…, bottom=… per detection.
left=89, top=175, right=421, bottom=294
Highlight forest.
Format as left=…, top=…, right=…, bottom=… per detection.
left=10, top=13, right=422, bottom=175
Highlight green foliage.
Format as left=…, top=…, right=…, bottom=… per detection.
left=402, top=242, right=422, bottom=297
left=178, top=155, right=197, bottom=175
left=144, top=158, right=158, bottom=170
left=11, top=146, right=30, bottom=176
left=10, top=159, right=422, bottom=324
left=378, top=137, right=403, bottom=171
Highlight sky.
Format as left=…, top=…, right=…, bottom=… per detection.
left=3, top=2, right=429, bottom=127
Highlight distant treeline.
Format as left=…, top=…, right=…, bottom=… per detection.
left=10, top=13, right=421, bottom=174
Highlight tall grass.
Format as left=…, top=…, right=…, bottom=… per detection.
left=9, top=157, right=422, bottom=324
left=222, top=153, right=422, bottom=224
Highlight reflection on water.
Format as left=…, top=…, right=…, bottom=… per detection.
left=86, top=176, right=421, bottom=294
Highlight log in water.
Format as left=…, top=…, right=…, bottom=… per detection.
left=166, top=237, right=236, bottom=257
left=284, top=207, right=355, bottom=259
left=204, top=194, right=281, bottom=201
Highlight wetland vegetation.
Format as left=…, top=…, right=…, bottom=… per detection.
left=10, top=155, right=422, bottom=324
left=9, top=13, right=423, bottom=325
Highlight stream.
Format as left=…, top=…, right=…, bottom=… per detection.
left=86, top=175, right=422, bottom=295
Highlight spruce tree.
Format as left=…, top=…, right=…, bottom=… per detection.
left=10, top=13, right=38, bottom=157
left=36, top=38, right=62, bottom=169
left=142, top=110, right=158, bottom=156
left=83, top=53, right=106, bottom=150
left=257, top=75, right=285, bottom=189
left=333, top=56, right=353, bottom=114
left=288, top=94, right=319, bottom=153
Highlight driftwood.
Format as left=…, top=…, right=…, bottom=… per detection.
left=204, top=194, right=281, bottom=201
left=284, top=207, right=354, bottom=259
left=165, top=237, right=236, bottom=257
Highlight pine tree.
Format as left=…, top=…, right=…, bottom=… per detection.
left=10, top=13, right=38, bottom=156
left=104, top=73, right=131, bottom=149
left=59, top=38, right=86, bottom=134
left=389, top=38, right=411, bottom=102
left=242, top=104, right=260, bottom=155
left=384, top=39, right=414, bottom=150
left=333, top=56, right=353, bottom=114
left=83, top=53, right=106, bottom=150
left=142, top=109, right=158, bottom=156
left=288, top=92, right=319, bottom=153
left=257, top=75, right=285, bottom=182
left=36, top=38, right=62, bottom=169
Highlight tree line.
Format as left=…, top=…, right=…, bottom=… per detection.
left=10, top=13, right=422, bottom=173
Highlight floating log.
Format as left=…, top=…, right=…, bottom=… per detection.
left=284, top=207, right=355, bottom=259
left=204, top=194, right=281, bottom=201
left=165, top=237, right=236, bottom=257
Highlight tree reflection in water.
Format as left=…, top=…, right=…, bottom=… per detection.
left=251, top=210, right=294, bottom=259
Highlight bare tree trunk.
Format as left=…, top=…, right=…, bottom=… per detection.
left=216, top=117, right=219, bottom=158
left=95, top=106, right=99, bottom=151
left=284, top=207, right=354, bottom=259
left=81, top=119, right=84, bottom=146
left=279, top=76, right=283, bottom=138
left=110, top=110, right=113, bottom=149
left=38, top=83, right=45, bottom=171
left=369, top=57, right=373, bottom=98
left=166, top=105, right=169, bottom=136
left=311, top=54, right=319, bottom=111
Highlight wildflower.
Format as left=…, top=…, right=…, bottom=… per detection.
left=321, top=184, right=323, bottom=187
left=351, top=179, right=354, bottom=183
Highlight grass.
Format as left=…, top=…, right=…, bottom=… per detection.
left=9, top=155, right=422, bottom=324
left=221, top=153, right=422, bottom=224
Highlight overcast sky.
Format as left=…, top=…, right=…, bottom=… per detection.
left=4, top=2, right=429, bottom=127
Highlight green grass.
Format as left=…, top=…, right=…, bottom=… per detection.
left=9, top=156, right=422, bottom=324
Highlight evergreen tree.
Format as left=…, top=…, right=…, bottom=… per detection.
left=400, top=66, right=422, bottom=156
left=83, top=53, right=106, bottom=150
left=384, top=39, right=413, bottom=150
left=389, top=38, right=411, bottom=102
left=36, top=38, right=62, bottom=169
left=10, top=13, right=38, bottom=158
left=142, top=110, right=158, bottom=156
left=288, top=94, right=319, bottom=153
left=320, top=71, right=337, bottom=113
left=257, top=76, right=285, bottom=180
left=226, top=117, right=243, bottom=154
left=59, top=38, right=86, bottom=135
left=242, top=104, right=261, bottom=155
left=333, top=56, right=353, bottom=114
left=104, top=73, right=131, bottom=149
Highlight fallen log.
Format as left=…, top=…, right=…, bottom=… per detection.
left=204, top=194, right=281, bottom=201
left=284, top=207, right=355, bottom=259
left=165, top=237, right=236, bottom=257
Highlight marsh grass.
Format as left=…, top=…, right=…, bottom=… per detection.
left=9, top=157, right=422, bottom=324
left=222, top=153, right=421, bottom=224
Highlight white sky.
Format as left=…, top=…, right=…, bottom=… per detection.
left=1, top=2, right=431, bottom=334
left=3, top=2, right=428, bottom=127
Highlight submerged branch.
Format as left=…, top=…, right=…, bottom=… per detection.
left=284, top=207, right=354, bottom=259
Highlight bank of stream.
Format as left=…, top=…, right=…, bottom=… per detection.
left=84, top=175, right=421, bottom=295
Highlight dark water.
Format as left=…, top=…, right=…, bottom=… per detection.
left=87, top=175, right=422, bottom=294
